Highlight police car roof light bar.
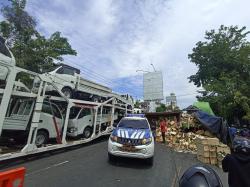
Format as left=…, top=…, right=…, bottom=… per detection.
left=126, top=114, right=145, bottom=118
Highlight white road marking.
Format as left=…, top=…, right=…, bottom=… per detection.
left=25, top=161, right=69, bottom=177
left=53, top=161, right=69, bottom=167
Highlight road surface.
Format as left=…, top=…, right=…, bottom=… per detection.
left=0, top=137, right=228, bottom=187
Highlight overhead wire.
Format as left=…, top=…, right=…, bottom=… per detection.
left=63, top=59, right=115, bottom=87
left=64, top=58, right=115, bottom=85
left=62, top=58, right=145, bottom=96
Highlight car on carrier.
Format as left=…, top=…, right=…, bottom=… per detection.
left=108, top=114, right=154, bottom=165
left=1, top=98, right=64, bottom=146
left=67, top=106, right=118, bottom=139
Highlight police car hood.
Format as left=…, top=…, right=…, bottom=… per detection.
left=113, top=127, right=151, bottom=139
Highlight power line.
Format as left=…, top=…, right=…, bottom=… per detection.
left=64, top=59, right=115, bottom=87
left=64, top=58, right=115, bottom=85
left=175, top=93, right=201, bottom=97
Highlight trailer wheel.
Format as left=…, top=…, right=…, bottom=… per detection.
left=35, top=130, right=49, bottom=147
left=62, top=87, right=73, bottom=98
left=83, top=127, right=92, bottom=139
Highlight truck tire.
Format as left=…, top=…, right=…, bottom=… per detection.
left=35, top=130, right=49, bottom=147
left=83, top=127, right=92, bottom=139
left=146, top=157, right=154, bottom=166
left=62, top=87, right=73, bottom=98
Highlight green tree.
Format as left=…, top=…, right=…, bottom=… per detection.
left=156, top=104, right=166, bottom=112
left=189, top=25, right=250, bottom=123
left=0, top=0, right=76, bottom=73
left=134, top=100, right=140, bottom=108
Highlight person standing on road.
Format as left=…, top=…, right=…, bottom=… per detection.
left=160, top=118, right=167, bottom=143
left=151, top=119, right=157, bottom=141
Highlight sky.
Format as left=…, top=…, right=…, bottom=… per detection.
left=1, top=0, right=250, bottom=108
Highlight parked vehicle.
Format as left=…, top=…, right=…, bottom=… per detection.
left=108, top=114, right=154, bottom=165
left=1, top=98, right=64, bottom=146
left=0, top=35, right=133, bottom=162
left=67, top=107, right=118, bottom=138
left=33, top=63, right=112, bottom=100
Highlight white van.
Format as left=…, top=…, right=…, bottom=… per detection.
left=67, top=107, right=118, bottom=138
left=1, top=98, right=64, bottom=146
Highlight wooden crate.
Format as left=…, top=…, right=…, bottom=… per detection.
left=197, top=151, right=210, bottom=157
left=156, top=136, right=162, bottom=142
left=197, top=144, right=217, bottom=156
left=209, top=151, right=217, bottom=158
left=197, top=155, right=210, bottom=164
left=197, top=151, right=217, bottom=158
left=209, top=146, right=217, bottom=151
left=197, top=155, right=218, bottom=165
left=196, top=137, right=219, bottom=145
left=210, top=157, right=218, bottom=165
left=196, top=143, right=210, bottom=151
left=217, top=145, right=231, bottom=154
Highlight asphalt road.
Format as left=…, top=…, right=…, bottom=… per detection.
left=0, top=137, right=228, bottom=187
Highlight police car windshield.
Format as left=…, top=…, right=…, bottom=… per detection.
left=118, top=119, right=149, bottom=129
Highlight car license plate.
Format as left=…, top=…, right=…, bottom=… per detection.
left=120, top=145, right=137, bottom=152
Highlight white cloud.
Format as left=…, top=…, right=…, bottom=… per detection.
left=3, top=0, right=250, bottom=108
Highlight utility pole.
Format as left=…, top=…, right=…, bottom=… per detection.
left=150, top=63, right=156, bottom=72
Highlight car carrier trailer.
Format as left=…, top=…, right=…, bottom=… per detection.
left=0, top=36, right=133, bottom=162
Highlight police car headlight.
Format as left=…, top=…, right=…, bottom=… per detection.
left=110, top=134, right=118, bottom=142
left=142, top=137, right=152, bottom=145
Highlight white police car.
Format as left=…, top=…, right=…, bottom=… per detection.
left=108, top=114, right=154, bottom=165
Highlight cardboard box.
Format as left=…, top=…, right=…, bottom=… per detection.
left=197, top=151, right=210, bottom=157
left=196, top=137, right=219, bottom=145
left=210, top=157, right=218, bottom=165
left=196, top=144, right=210, bottom=151
left=217, top=145, right=231, bottom=155
left=209, top=151, right=217, bottom=158
left=197, top=155, right=210, bottom=164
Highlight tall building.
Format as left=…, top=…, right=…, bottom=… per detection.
left=166, top=93, right=177, bottom=108
left=143, top=71, right=164, bottom=101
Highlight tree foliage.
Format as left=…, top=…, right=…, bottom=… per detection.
left=0, top=0, right=77, bottom=72
left=189, top=25, right=250, bottom=124
left=134, top=100, right=140, bottom=108
left=156, top=104, right=166, bottom=113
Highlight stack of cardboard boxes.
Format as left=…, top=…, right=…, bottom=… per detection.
left=196, top=136, right=231, bottom=167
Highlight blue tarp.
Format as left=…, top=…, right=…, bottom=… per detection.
left=194, top=110, right=250, bottom=146
left=194, top=110, right=228, bottom=144
left=194, top=111, right=222, bottom=134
